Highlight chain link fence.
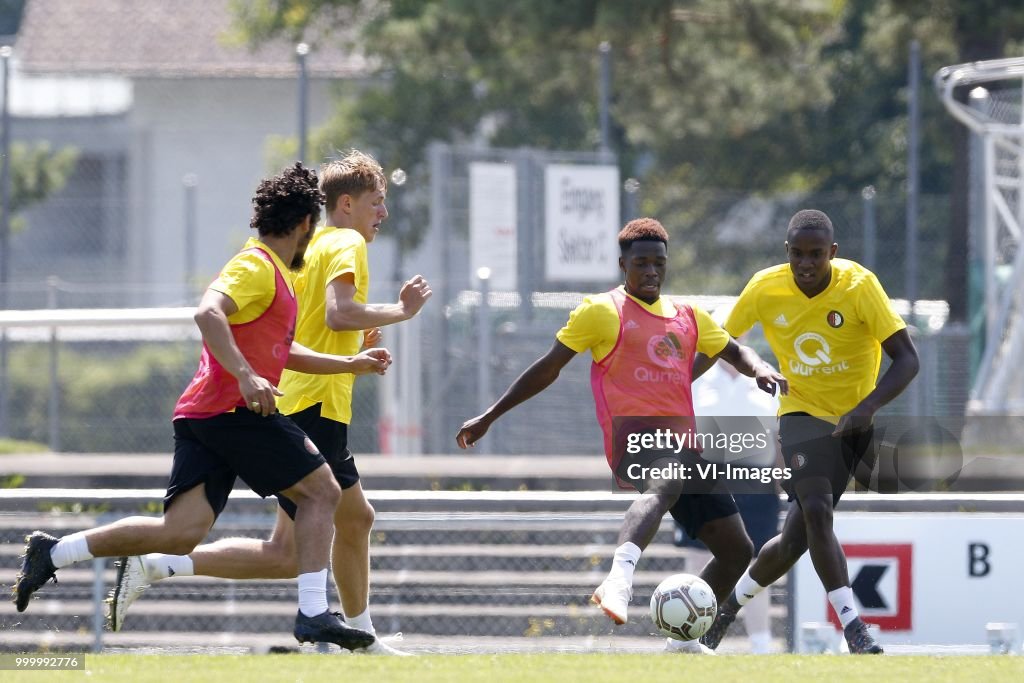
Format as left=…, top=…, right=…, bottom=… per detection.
left=0, top=64, right=972, bottom=455
left=0, top=501, right=786, bottom=652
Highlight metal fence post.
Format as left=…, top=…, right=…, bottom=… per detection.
left=47, top=276, right=60, bottom=451
left=183, top=174, right=198, bottom=303
left=861, top=186, right=877, bottom=272
left=92, top=557, right=105, bottom=652
left=296, top=43, right=309, bottom=166
left=476, top=268, right=492, bottom=455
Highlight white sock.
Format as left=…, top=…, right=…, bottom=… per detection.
left=346, top=608, right=375, bottom=635
left=49, top=532, right=94, bottom=569
left=827, top=586, right=859, bottom=628
left=142, top=553, right=194, bottom=581
left=607, top=542, right=642, bottom=584
left=734, top=568, right=766, bottom=606
left=297, top=569, right=329, bottom=617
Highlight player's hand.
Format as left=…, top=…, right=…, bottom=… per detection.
left=399, top=275, right=432, bottom=318
left=754, top=362, right=788, bottom=397
left=833, top=404, right=874, bottom=437
left=351, top=347, right=392, bottom=376
left=240, top=373, right=284, bottom=417
left=456, top=414, right=491, bottom=449
left=362, top=327, right=383, bottom=349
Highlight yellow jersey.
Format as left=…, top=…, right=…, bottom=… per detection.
left=208, top=237, right=295, bottom=324
left=277, top=226, right=369, bottom=423
left=724, top=258, right=905, bottom=420
left=556, top=286, right=729, bottom=362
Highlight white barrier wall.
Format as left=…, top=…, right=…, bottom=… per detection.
left=792, top=512, right=1024, bottom=650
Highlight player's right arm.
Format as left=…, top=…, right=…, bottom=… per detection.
left=193, top=288, right=281, bottom=416
left=456, top=341, right=577, bottom=449
left=325, top=273, right=432, bottom=331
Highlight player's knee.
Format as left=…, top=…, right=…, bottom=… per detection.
left=292, top=466, right=342, bottom=508
left=734, top=536, right=755, bottom=568
left=337, top=501, right=375, bottom=538
left=161, top=524, right=207, bottom=556
left=799, top=496, right=834, bottom=533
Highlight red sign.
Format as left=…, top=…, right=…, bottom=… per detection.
left=826, top=543, right=912, bottom=631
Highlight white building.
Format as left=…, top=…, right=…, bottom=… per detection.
left=10, top=0, right=373, bottom=307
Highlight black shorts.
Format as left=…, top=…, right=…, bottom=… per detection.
left=673, top=492, right=778, bottom=551
left=779, top=412, right=875, bottom=506
left=277, top=403, right=360, bottom=519
left=168, top=410, right=326, bottom=516
left=668, top=493, right=739, bottom=540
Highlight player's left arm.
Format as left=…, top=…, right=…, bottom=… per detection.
left=285, top=341, right=392, bottom=376
left=691, top=302, right=786, bottom=394
left=833, top=328, right=919, bottom=436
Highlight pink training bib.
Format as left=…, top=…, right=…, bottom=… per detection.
left=591, top=289, right=699, bottom=472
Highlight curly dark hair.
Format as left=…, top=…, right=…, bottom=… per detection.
left=618, top=217, right=669, bottom=254
left=250, top=162, right=325, bottom=237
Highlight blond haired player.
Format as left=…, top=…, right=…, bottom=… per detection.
left=111, top=151, right=430, bottom=655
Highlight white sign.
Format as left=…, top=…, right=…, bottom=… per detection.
left=544, top=164, right=620, bottom=282
left=792, top=512, right=1024, bottom=650
left=469, top=162, right=518, bottom=291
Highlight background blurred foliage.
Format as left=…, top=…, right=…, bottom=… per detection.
left=231, top=0, right=1024, bottom=297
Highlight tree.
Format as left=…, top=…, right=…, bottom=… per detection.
left=230, top=0, right=1024, bottom=295
left=7, top=142, right=79, bottom=234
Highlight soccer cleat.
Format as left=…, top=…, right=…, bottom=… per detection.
left=356, top=632, right=414, bottom=656
left=13, top=531, right=59, bottom=612
left=844, top=618, right=884, bottom=654
left=664, top=637, right=717, bottom=655
left=294, top=610, right=376, bottom=651
left=108, top=556, right=151, bottom=632
left=590, top=577, right=632, bottom=625
left=699, top=598, right=738, bottom=650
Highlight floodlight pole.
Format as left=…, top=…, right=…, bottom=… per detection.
left=906, top=40, right=922, bottom=417
left=0, top=46, right=12, bottom=438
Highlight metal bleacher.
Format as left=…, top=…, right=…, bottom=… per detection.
left=0, top=453, right=791, bottom=655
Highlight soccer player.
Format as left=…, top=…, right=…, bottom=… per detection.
left=110, top=150, right=429, bottom=655
left=698, top=209, right=919, bottom=654
left=456, top=218, right=787, bottom=654
left=13, top=163, right=392, bottom=651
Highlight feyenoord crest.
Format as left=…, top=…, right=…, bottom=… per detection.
left=827, top=310, right=844, bottom=328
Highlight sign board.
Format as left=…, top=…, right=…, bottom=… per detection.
left=544, top=164, right=619, bottom=282
left=469, top=162, right=518, bottom=291
left=792, top=513, right=1024, bottom=650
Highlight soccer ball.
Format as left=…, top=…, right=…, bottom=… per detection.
left=649, top=573, right=717, bottom=641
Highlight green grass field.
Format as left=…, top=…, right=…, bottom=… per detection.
left=7, top=654, right=1024, bottom=683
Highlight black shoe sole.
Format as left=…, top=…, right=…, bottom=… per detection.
left=14, top=534, right=58, bottom=612
left=294, top=628, right=375, bottom=651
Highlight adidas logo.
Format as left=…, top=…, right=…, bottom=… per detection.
left=840, top=606, right=852, bottom=614
left=625, top=320, right=640, bottom=330
left=167, top=567, right=176, bottom=577
left=773, top=314, right=789, bottom=327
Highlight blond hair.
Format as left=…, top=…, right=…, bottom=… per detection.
left=319, top=149, right=386, bottom=213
